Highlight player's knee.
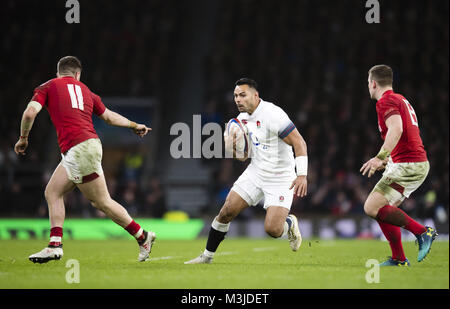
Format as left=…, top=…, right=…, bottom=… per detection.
left=44, top=186, right=56, bottom=203
left=90, top=196, right=111, bottom=211
left=89, top=199, right=102, bottom=210
left=363, top=202, right=378, bottom=218
left=44, top=186, right=51, bottom=201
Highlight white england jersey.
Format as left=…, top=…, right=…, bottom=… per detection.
left=237, top=99, right=296, bottom=179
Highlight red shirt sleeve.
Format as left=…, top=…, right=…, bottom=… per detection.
left=31, top=80, right=52, bottom=107
left=91, top=92, right=106, bottom=116
left=377, top=98, right=400, bottom=124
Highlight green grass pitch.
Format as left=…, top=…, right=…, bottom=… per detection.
left=0, top=238, right=448, bottom=289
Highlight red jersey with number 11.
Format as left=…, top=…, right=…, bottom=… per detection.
left=31, top=76, right=106, bottom=154
left=376, top=90, right=427, bottom=163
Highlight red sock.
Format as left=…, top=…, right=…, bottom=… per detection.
left=49, top=227, right=63, bottom=247
left=125, top=220, right=145, bottom=242
left=377, top=220, right=406, bottom=261
left=376, top=205, right=426, bottom=236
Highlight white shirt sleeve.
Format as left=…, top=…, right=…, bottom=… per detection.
left=270, top=106, right=296, bottom=139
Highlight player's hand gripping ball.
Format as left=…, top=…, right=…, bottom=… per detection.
left=224, top=118, right=248, bottom=159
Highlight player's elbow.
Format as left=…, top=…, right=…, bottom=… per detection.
left=104, top=117, right=113, bottom=125
left=393, top=123, right=403, bottom=134
left=294, top=138, right=307, bottom=155
left=99, top=109, right=113, bottom=125
left=392, top=125, right=403, bottom=140
left=299, top=138, right=307, bottom=151
left=23, top=107, right=38, bottom=121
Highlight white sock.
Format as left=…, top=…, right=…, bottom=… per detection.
left=203, top=249, right=215, bottom=258
left=134, top=227, right=144, bottom=240
left=211, top=217, right=230, bottom=232
left=281, top=221, right=289, bottom=237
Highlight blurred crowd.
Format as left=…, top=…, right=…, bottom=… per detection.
left=202, top=0, right=449, bottom=222
left=0, top=0, right=181, bottom=218
left=0, top=138, right=167, bottom=219
left=0, top=1, right=448, bottom=224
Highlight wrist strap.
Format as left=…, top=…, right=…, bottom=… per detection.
left=295, top=156, right=308, bottom=176
left=129, top=121, right=137, bottom=129
left=376, top=148, right=390, bottom=160
left=20, top=135, right=28, bottom=139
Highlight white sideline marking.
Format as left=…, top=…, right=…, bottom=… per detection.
left=154, top=246, right=281, bottom=263
left=216, top=247, right=276, bottom=256
left=252, top=247, right=277, bottom=252
left=215, top=251, right=238, bottom=256
left=147, top=256, right=179, bottom=261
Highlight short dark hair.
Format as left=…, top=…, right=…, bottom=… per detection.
left=57, top=56, right=82, bottom=75
left=368, top=65, right=393, bottom=87
left=235, top=78, right=258, bottom=91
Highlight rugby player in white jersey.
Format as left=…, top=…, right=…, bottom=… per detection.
left=185, top=78, right=308, bottom=264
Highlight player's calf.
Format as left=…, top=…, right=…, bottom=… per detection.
left=217, top=201, right=242, bottom=224
left=264, top=206, right=290, bottom=238
left=217, top=209, right=234, bottom=224
left=264, top=224, right=284, bottom=238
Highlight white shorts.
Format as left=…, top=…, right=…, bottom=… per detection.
left=231, top=167, right=296, bottom=210
left=61, top=138, right=103, bottom=184
left=372, top=159, right=429, bottom=205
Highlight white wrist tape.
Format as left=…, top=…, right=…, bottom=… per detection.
left=295, top=156, right=308, bottom=176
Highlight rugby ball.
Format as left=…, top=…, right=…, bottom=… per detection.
left=225, top=118, right=248, bottom=156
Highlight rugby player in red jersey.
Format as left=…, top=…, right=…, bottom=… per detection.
left=360, top=65, right=438, bottom=266
left=14, top=56, right=156, bottom=263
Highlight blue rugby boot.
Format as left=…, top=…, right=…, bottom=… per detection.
left=416, top=226, right=438, bottom=262
left=379, top=257, right=410, bottom=267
